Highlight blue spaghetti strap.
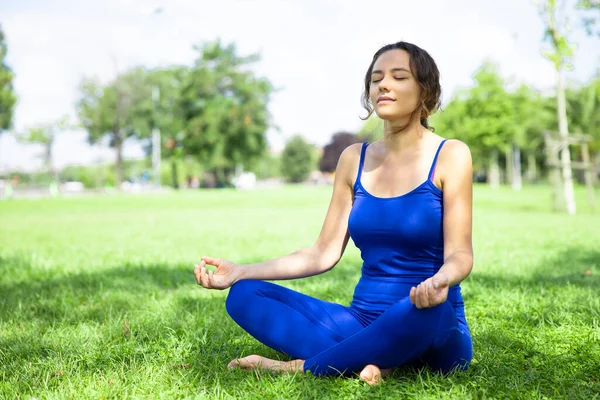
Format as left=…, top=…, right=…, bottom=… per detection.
left=354, top=142, right=369, bottom=188
left=428, top=139, right=447, bottom=182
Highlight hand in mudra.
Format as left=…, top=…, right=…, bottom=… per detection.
left=194, top=256, right=242, bottom=290
left=409, top=273, right=450, bottom=309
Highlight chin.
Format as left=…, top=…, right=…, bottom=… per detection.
left=375, top=110, right=404, bottom=121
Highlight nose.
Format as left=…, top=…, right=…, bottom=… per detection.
left=378, top=75, right=391, bottom=93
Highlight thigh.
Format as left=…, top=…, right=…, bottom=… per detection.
left=226, top=280, right=363, bottom=359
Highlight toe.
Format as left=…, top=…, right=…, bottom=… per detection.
left=359, top=364, right=382, bottom=386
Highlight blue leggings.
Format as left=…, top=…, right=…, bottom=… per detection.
left=226, top=280, right=472, bottom=376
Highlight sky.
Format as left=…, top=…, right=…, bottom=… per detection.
left=0, top=0, right=599, bottom=172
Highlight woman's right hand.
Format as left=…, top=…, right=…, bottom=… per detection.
left=194, top=256, right=243, bottom=290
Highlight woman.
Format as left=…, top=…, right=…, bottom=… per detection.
left=194, top=41, right=473, bottom=385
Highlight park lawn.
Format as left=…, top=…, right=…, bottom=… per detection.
left=0, top=184, right=599, bottom=399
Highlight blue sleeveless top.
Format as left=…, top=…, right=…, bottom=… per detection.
left=347, top=140, right=467, bottom=328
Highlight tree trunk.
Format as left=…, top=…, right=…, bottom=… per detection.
left=488, top=149, right=500, bottom=189
left=555, top=58, right=576, bottom=214
left=512, top=143, right=522, bottom=191
left=505, top=146, right=513, bottom=186
left=114, top=137, right=123, bottom=189
left=593, top=152, right=599, bottom=186
left=551, top=166, right=565, bottom=212
left=526, top=152, right=538, bottom=183
left=581, top=143, right=596, bottom=211
left=171, top=158, right=179, bottom=189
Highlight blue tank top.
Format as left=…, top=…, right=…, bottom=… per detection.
left=347, top=140, right=467, bottom=327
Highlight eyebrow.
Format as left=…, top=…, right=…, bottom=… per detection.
left=371, top=68, right=411, bottom=75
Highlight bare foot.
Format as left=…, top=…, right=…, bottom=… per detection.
left=227, top=355, right=304, bottom=373
left=359, top=364, right=393, bottom=385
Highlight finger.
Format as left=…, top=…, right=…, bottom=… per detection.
left=419, top=282, right=430, bottom=308
left=423, top=280, right=432, bottom=307
left=207, top=270, right=215, bottom=287
left=194, top=264, right=202, bottom=285
left=195, top=261, right=206, bottom=285
left=409, top=287, right=416, bottom=304
left=200, top=265, right=210, bottom=288
left=201, top=256, right=218, bottom=266
left=415, top=284, right=423, bottom=308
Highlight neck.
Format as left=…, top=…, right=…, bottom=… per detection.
left=382, top=117, right=428, bottom=152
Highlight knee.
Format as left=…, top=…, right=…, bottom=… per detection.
left=225, top=279, right=261, bottom=320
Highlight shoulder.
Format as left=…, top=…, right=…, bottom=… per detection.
left=336, top=142, right=365, bottom=183
left=439, top=139, right=472, bottom=168
left=339, top=142, right=364, bottom=164
left=436, top=139, right=472, bottom=188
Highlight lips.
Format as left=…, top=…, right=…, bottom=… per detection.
left=377, top=96, right=395, bottom=103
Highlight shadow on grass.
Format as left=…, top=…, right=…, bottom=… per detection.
left=1, top=247, right=598, bottom=398
left=0, top=255, right=203, bottom=324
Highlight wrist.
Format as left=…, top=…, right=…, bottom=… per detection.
left=235, top=264, right=249, bottom=282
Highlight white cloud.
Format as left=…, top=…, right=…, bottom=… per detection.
left=0, top=0, right=598, bottom=171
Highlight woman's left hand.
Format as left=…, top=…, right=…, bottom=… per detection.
left=410, top=273, right=450, bottom=309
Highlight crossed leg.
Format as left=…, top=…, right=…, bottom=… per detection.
left=225, top=280, right=471, bottom=384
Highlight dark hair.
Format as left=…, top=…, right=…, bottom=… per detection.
left=361, top=41, right=441, bottom=131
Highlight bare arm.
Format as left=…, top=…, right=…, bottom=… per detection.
left=236, top=144, right=360, bottom=281
left=437, top=140, right=474, bottom=286
left=411, top=140, right=474, bottom=308
left=196, top=144, right=362, bottom=289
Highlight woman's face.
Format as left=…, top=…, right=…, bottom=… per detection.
left=369, top=49, right=421, bottom=121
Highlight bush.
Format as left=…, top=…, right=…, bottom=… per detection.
left=280, top=135, right=315, bottom=183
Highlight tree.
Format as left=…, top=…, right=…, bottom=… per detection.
left=180, top=40, right=273, bottom=184
left=18, top=115, right=71, bottom=179
left=566, top=76, right=600, bottom=183
left=141, top=67, right=189, bottom=188
left=0, top=24, right=16, bottom=131
left=566, top=76, right=600, bottom=149
left=281, top=135, right=314, bottom=183
left=433, top=63, right=515, bottom=188
left=538, top=0, right=580, bottom=214
left=510, top=86, right=556, bottom=184
left=319, top=132, right=362, bottom=173
left=77, top=68, right=152, bottom=187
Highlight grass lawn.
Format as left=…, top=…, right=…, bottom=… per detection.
left=1, top=184, right=599, bottom=399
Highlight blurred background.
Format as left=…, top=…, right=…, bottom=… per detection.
left=0, top=0, right=598, bottom=213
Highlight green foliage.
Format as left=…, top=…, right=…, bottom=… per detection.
left=566, top=76, right=600, bottom=149
left=0, top=186, right=599, bottom=398
left=433, top=63, right=514, bottom=162
left=432, top=62, right=561, bottom=176
left=539, top=0, right=599, bottom=69
left=60, top=164, right=116, bottom=188
left=17, top=115, right=72, bottom=172
left=247, top=152, right=281, bottom=180
left=76, top=68, right=154, bottom=185
left=180, top=40, right=273, bottom=176
left=280, top=135, right=315, bottom=182
left=0, top=24, right=16, bottom=130
left=159, top=156, right=204, bottom=189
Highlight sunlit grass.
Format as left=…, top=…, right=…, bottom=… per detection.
left=1, top=184, right=599, bottom=399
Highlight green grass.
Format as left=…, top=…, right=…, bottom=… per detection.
left=1, top=184, right=599, bottom=399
